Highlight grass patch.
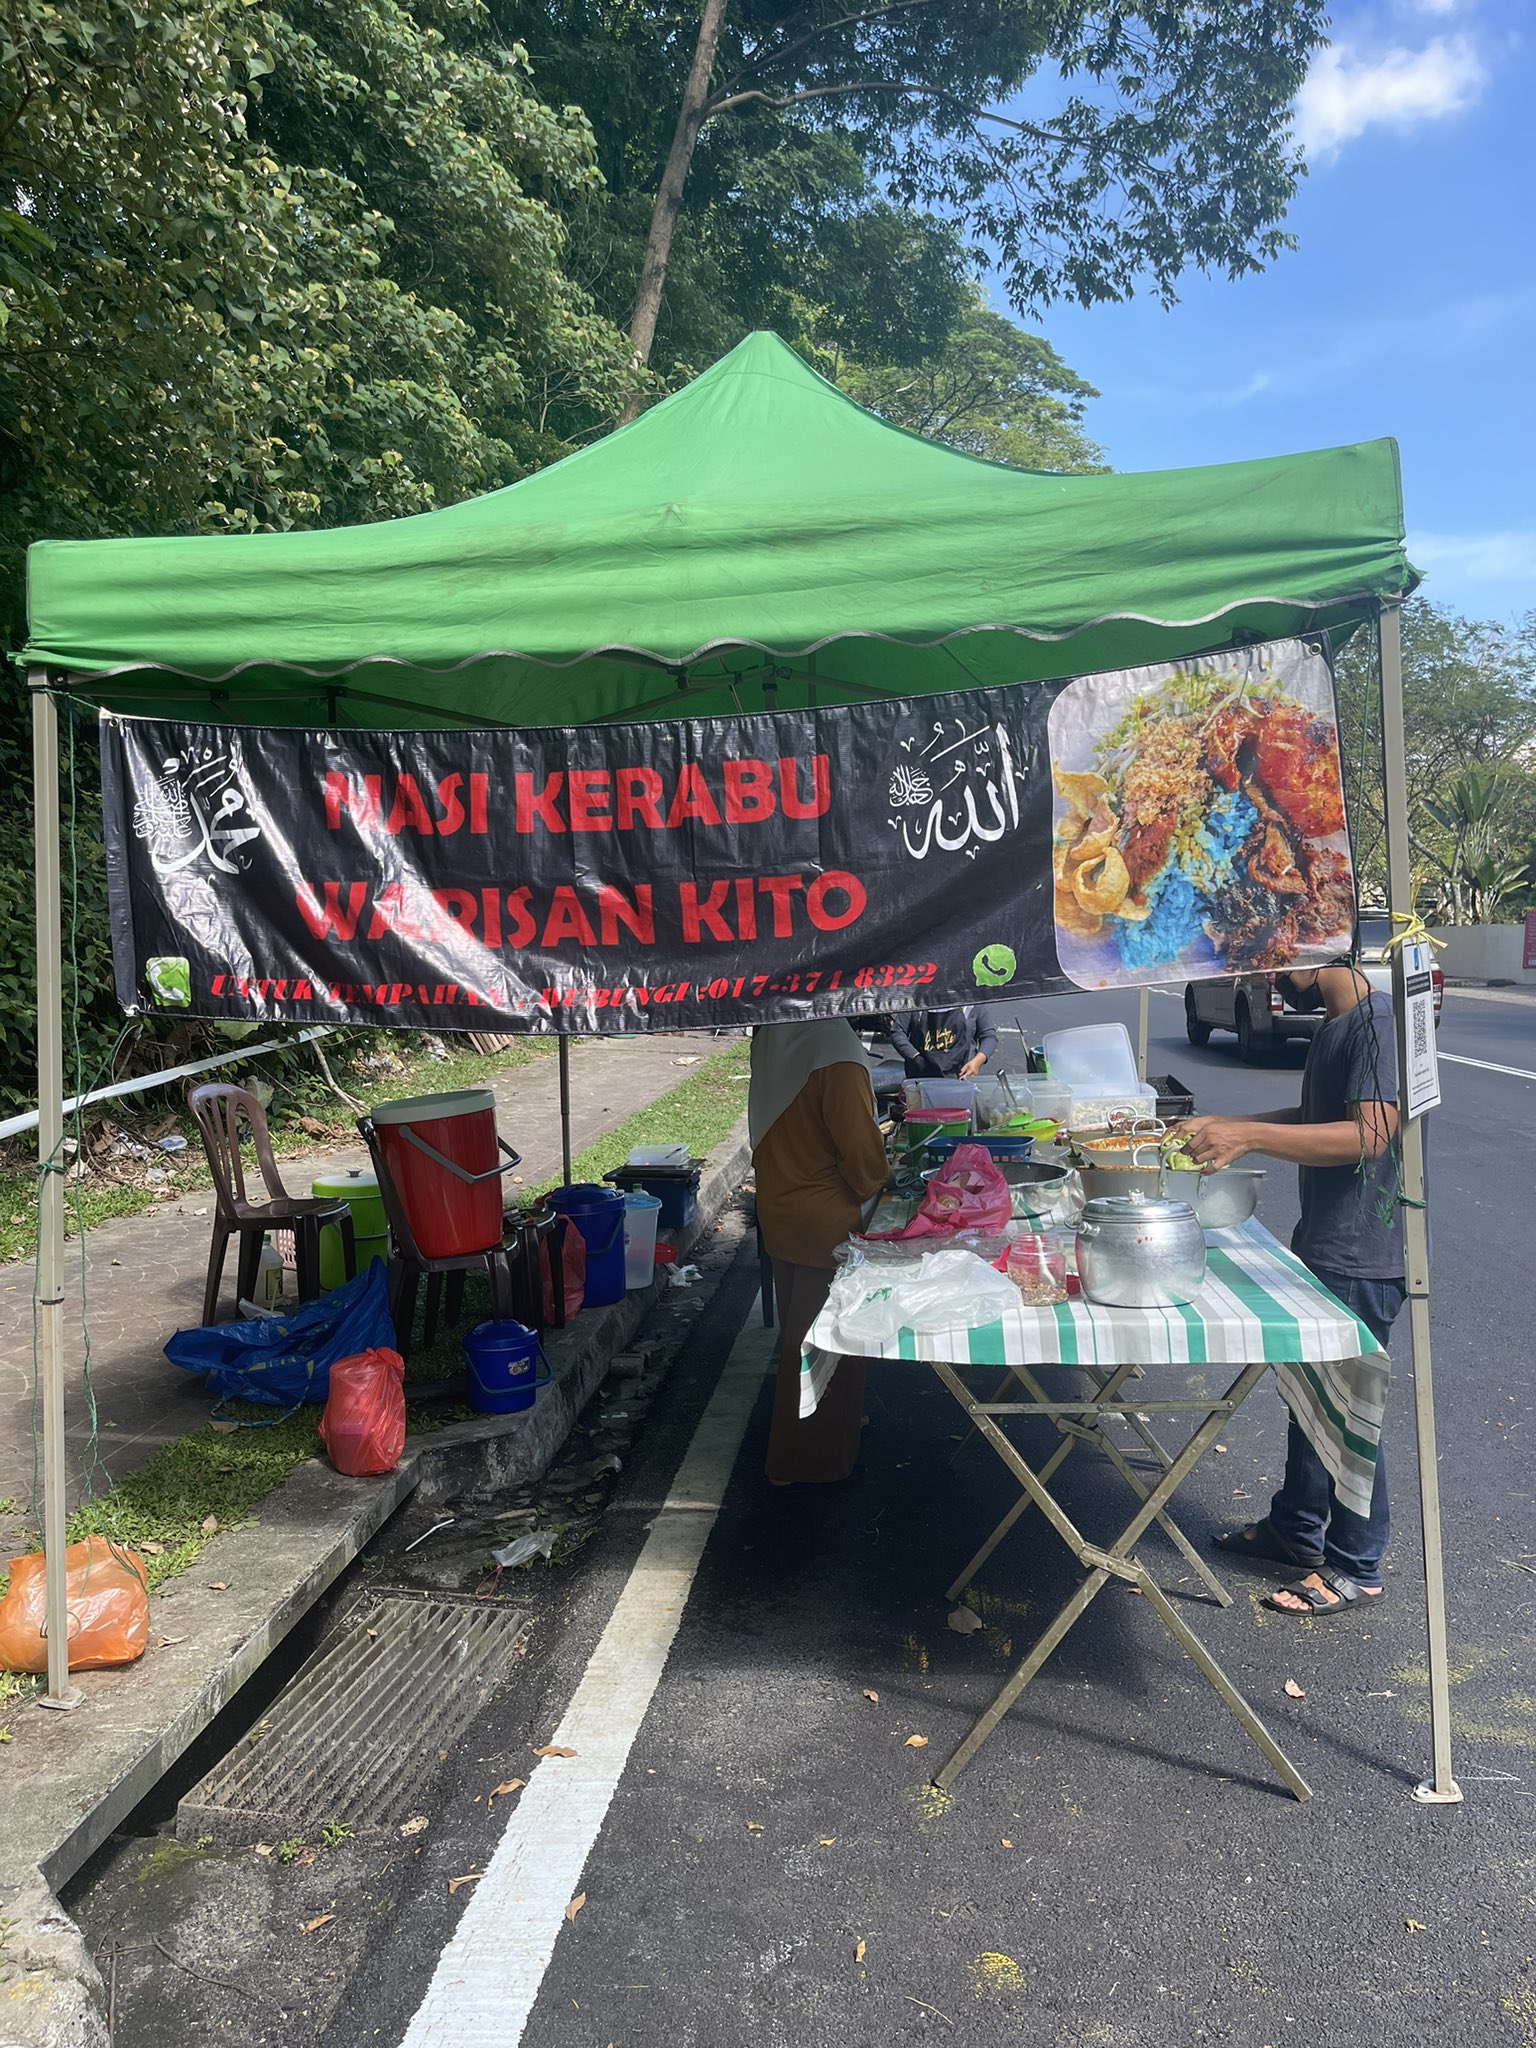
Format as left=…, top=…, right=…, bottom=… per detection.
left=528, top=1043, right=749, bottom=1197
left=0, top=1035, right=557, bottom=1268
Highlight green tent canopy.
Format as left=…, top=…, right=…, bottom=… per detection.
left=20, top=331, right=1417, bottom=727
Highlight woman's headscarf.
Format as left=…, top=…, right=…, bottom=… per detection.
left=747, top=1019, right=874, bottom=1149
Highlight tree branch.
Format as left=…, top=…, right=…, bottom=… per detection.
left=723, top=0, right=942, bottom=96
left=705, top=75, right=1067, bottom=152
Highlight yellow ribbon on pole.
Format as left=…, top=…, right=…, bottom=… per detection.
left=1381, top=909, right=1444, bottom=955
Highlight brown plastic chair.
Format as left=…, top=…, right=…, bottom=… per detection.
left=357, top=1115, right=527, bottom=1360
left=188, top=1084, right=356, bottom=1324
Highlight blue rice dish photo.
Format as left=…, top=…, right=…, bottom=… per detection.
left=1049, top=643, right=1357, bottom=989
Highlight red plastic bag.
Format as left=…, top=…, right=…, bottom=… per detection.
left=0, top=1535, right=149, bottom=1673
left=542, top=1216, right=586, bottom=1323
left=896, top=1141, right=1013, bottom=1240
left=319, top=1347, right=407, bottom=1476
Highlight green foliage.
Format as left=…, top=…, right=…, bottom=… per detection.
left=1335, top=600, right=1536, bottom=919
left=803, top=291, right=1107, bottom=473
left=500, top=0, right=1327, bottom=358
left=0, top=0, right=632, bottom=643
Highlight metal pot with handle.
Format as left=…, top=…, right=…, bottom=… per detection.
left=1075, top=1192, right=1208, bottom=1308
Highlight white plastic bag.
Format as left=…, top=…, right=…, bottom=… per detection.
left=823, top=1245, right=1019, bottom=1349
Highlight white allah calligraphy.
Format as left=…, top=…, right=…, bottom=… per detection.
left=889, top=717, right=1022, bottom=860
left=132, top=747, right=262, bottom=877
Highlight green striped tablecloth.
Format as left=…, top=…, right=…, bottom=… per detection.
left=802, top=1218, right=1389, bottom=1518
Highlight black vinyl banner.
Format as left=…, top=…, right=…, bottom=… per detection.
left=99, top=638, right=1355, bottom=1033
left=99, top=686, right=1072, bottom=1032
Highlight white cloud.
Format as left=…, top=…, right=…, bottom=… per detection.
left=1409, top=531, right=1536, bottom=585
left=1297, top=34, right=1487, bottom=155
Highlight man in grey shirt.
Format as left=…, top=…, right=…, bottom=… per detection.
left=1177, top=960, right=1406, bottom=1618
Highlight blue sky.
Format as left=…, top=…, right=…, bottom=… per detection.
left=1008, top=0, right=1534, bottom=623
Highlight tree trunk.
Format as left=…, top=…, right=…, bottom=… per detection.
left=620, top=0, right=730, bottom=418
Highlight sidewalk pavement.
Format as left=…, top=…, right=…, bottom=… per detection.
left=0, top=1034, right=730, bottom=1523
left=1443, top=980, right=1536, bottom=1006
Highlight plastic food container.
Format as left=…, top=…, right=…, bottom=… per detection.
left=901, top=1109, right=971, bottom=1153
left=1022, top=1079, right=1072, bottom=1127
left=912, top=1079, right=977, bottom=1115
left=1004, top=1234, right=1068, bottom=1304
left=1068, top=1087, right=1159, bottom=1131
left=627, top=1144, right=690, bottom=1168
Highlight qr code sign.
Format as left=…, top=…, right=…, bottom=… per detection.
left=1410, top=1002, right=1430, bottom=1064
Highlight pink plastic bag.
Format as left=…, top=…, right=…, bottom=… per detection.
left=319, top=1348, right=406, bottom=1476
left=895, top=1142, right=1013, bottom=1240
left=542, top=1217, right=586, bottom=1322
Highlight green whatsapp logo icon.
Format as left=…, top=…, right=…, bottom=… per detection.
left=973, top=943, right=1016, bottom=987
left=146, top=956, right=191, bottom=1008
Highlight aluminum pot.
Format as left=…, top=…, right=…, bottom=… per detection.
left=1077, top=1162, right=1264, bottom=1229
left=1075, top=1193, right=1207, bottom=1308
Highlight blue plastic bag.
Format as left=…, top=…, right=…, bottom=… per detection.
left=165, top=1259, right=395, bottom=1410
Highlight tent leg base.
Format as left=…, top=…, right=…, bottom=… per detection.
left=1411, top=1776, right=1463, bottom=1805
left=38, top=1686, right=84, bottom=1713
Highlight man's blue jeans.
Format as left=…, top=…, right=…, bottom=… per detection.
left=1266, top=1267, right=1406, bottom=1589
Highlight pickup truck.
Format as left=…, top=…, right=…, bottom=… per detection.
left=1183, top=914, right=1444, bottom=1062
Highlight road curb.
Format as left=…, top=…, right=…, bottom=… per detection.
left=0, top=1116, right=751, bottom=2046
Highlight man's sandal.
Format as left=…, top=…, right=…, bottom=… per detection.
left=1212, top=1518, right=1325, bottom=1573
left=1262, top=1566, right=1384, bottom=1616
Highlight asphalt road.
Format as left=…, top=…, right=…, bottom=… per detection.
left=73, top=988, right=1536, bottom=2048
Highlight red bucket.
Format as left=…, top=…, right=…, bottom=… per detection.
left=372, top=1089, right=506, bottom=1258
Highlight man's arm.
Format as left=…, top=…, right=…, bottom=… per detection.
left=960, top=1005, right=1000, bottom=1078
left=886, top=1011, right=923, bottom=1064
left=1178, top=1103, right=1397, bottom=1172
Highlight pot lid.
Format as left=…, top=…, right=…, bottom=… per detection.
left=1081, top=1193, right=1198, bottom=1222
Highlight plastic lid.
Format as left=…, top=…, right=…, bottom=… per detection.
left=310, top=1170, right=380, bottom=1198
left=1041, top=1023, right=1138, bottom=1091
left=371, top=1088, right=496, bottom=1125
left=628, top=1143, right=690, bottom=1166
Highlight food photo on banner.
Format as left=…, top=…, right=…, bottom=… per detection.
left=98, top=634, right=1355, bottom=1033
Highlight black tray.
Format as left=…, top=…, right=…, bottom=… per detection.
left=1148, top=1072, right=1196, bottom=1120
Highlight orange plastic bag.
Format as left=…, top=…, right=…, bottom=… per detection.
left=319, top=1347, right=407, bottom=1476
left=0, top=1535, right=149, bottom=1674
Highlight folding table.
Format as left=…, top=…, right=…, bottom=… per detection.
left=801, top=1218, right=1388, bottom=1801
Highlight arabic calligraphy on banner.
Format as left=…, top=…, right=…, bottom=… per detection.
left=98, top=636, right=1354, bottom=1033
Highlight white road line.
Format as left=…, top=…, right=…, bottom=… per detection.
left=1439, top=1052, right=1536, bottom=1083
left=399, top=1313, right=776, bottom=2048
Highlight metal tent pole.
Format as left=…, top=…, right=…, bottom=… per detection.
left=558, top=1035, right=573, bottom=1185
left=31, top=676, right=80, bottom=1710
left=1377, top=600, right=1459, bottom=1804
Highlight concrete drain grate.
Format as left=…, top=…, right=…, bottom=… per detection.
left=177, top=1593, right=528, bottom=1844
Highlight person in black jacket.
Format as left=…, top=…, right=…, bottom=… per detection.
left=888, top=1005, right=1000, bottom=1079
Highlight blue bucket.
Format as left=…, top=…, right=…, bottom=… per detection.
left=462, top=1318, right=550, bottom=1414
left=548, top=1183, right=627, bottom=1306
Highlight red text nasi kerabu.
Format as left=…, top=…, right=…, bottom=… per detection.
left=298, top=754, right=861, bottom=950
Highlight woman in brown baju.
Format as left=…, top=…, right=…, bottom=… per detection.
left=750, top=1021, right=889, bottom=1485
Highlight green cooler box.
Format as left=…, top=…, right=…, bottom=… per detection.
left=313, top=1168, right=389, bottom=1289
